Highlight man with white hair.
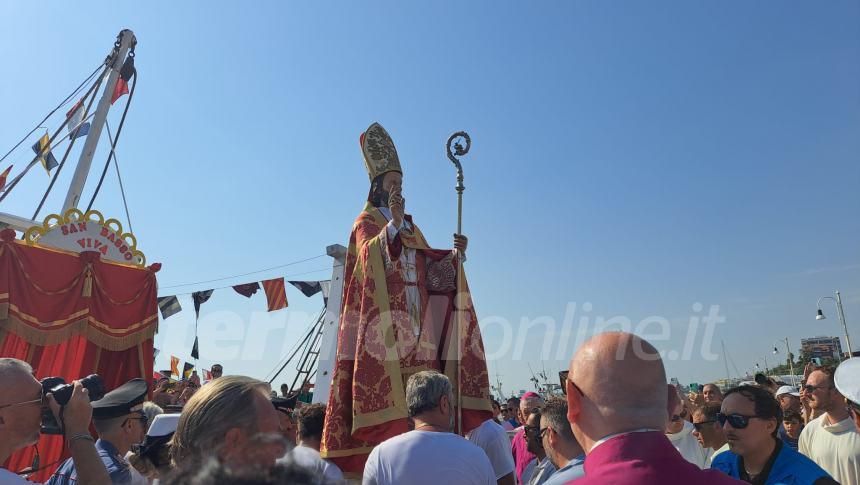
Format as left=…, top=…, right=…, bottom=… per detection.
left=363, top=371, right=495, bottom=485
left=0, top=358, right=110, bottom=485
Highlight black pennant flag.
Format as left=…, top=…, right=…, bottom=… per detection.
left=157, top=296, right=182, bottom=319
left=289, top=280, right=323, bottom=298
left=192, top=290, right=214, bottom=319
left=233, top=282, right=260, bottom=298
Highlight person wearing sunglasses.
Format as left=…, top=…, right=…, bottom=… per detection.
left=666, top=389, right=709, bottom=469
left=511, top=393, right=544, bottom=484
left=798, top=365, right=860, bottom=485
left=47, top=378, right=149, bottom=485
left=521, top=409, right=556, bottom=485
left=691, top=402, right=729, bottom=467
left=540, top=398, right=585, bottom=485
left=0, top=358, right=111, bottom=485
left=711, top=385, right=835, bottom=484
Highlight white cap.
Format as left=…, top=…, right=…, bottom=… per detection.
left=147, top=413, right=180, bottom=438
left=835, top=357, right=860, bottom=405
left=775, top=385, right=800, bottom=397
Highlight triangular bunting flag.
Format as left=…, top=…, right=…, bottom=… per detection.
left=262, top=278, right=288, bottom=312
left=191, top=336, right=199, bottom=360
left=182, top=362, right=194, bottom=380
left=111, top=56, right=135, bottom=104
left=157, top=296, right=182, bottom=320
left=153, top=347, right=161, bottom=360
left=192, top=290, right=214, bottom=319
left=233, top=282, right=260, bottom=298
left=0, top=165, right=12, bottom=192
left=65, top=99, right=91, bottom=140
left=289, top=280, right=323, bottom=298
left=320, top=280, right=331, bottom=306
left=170, top=356, right=180, bottom=378
left=31, top=134, right=58, bottom=175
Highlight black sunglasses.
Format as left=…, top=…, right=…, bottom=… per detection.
left=692, top=420, right=716, bottom=431
left=566, top=378, right=586, bottom=398
left=717, top=412, right=767, bottom=429
left=803, top=384, right=833, bottom=393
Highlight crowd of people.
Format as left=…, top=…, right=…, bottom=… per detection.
left=2, top=332, right=860, bottom=484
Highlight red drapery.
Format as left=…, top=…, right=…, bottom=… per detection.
left=0, top=228, right=158, bottom=481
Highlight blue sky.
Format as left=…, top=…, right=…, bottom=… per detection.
left=1, top=1, right=858, bottom=395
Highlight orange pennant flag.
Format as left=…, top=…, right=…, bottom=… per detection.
left=262, top=278, right=288, bottom=312
left=170, top=355, right=180, bottom=378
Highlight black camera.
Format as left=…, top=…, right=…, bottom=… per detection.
left=40, top=374, right=105, bottom=435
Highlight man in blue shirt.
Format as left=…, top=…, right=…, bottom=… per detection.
left=47, top=379, right=149, bottom=484
left=711, top=385, right=835, bottom=485
left=540, top=398, right=585, bottom=485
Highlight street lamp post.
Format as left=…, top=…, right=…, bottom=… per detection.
left=773, top=337, right=796, bottom=386
left=756, top=356, right=769, bottom=375
left=816, top=290, right=853, bottom=359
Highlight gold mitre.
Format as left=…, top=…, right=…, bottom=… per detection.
left=360, top=122, right=402, bottom=181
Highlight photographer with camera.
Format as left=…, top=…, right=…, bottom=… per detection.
left=0, top=358, right=110, bottom=485
left=47, top=379, right=149, bottom=485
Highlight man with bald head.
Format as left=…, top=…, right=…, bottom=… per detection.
left=565, top=332, right=743, bottom=484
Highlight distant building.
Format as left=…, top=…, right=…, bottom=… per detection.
left=801, top=336, right=843, bottom=360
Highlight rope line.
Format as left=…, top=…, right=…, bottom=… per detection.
left=106, top=121, right=134, bottom=233
left=158, top=255, right=332, bottom=291
left=32, top=77, right=105, bottom=220
left=0, top=63, right=104, bottom=165
left=158, top=267, right=336, bottom=298
left=86, top=68, right=136, bottom=213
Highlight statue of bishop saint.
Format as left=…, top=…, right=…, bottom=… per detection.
left=320, top=123, right=492, bottom=473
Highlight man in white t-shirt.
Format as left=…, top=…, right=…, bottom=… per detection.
left=278, top=403, right=343, bottom=484
left=665, top=391, right=708, bottom=469
left=0, top=358, right=110, bottom=485
left=467, top=416, right=515, bottom=485
left=363, top=371, right=495, bottom=485
left=799, top=365, right=860, bottom=484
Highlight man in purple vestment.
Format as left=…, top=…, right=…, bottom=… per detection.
left=564, top=332, right=744, bottom=484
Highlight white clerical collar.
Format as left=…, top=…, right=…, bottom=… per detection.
left=589, top=428, right=659, bottom=453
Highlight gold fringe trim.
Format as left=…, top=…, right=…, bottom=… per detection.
left=1, top=315, right=156, bottom=351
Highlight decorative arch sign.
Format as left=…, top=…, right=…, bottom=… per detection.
left=24, top=209, right=146, bottom=267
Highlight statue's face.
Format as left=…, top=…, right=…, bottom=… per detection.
left=382, top=171, right=402, bottom=193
